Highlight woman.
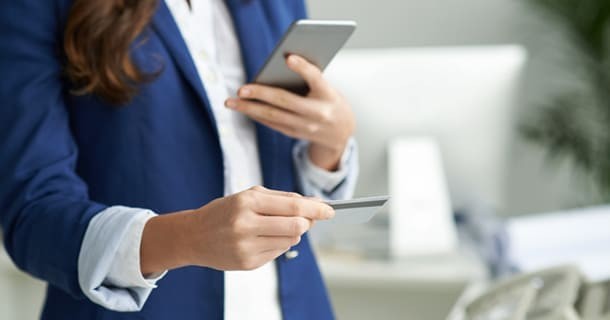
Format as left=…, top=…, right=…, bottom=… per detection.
left=0, top=0, right=358, bottom=319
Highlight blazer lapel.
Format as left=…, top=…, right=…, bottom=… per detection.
left=224, top=0, right=275, bottom=82
left=151, top=1, right=219, bottom=135
left=225, top=1, right=282, bottom=189
left=151, top=1, right=291, bottom=190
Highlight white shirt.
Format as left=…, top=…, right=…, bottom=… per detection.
left=77, top=0, right=359, bottom=317
left=169, top=0, right=279, bottom=319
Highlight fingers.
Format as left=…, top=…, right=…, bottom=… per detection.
left=254, top=216, right=312, bottom=237
left=232, top=247, right=289, bottom=271
left=225, top=98, right=305, bottom=130
left=305, top=196, right=325, bottom=203
left=246, top=110, right=317, bottom=141
left=253, top=235, right=302, bottom=253
left=245, top=188, right=334, bottom=220
left=235, top=84, right=320, bottom=119
left=225, top=98, right=324, bottom=140
left=249, top=186, right=302, bottom=199
left=285, top=55, right=330, bottom=95
left=255, top=248, right=291, bottom=267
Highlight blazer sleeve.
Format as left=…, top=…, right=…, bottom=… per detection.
left=0, top=0, right=108, bottom=298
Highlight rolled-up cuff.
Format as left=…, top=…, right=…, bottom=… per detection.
left=78, top=206, right=166, bottom=311
left=293, top=138, right=359, bottom=200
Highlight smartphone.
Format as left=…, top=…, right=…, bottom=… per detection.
left=253, top=20, right=357, bottom=95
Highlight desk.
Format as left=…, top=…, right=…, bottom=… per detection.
left=317, top=250, right=487, bottom=320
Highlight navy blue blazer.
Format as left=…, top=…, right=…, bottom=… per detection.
left=0, top=0, right=334, bottom=319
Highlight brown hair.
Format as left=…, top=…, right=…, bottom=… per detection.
left=63, top=0, right=159, bottom=105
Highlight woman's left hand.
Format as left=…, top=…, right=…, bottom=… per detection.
left=224, top=54, right=355, bottom=171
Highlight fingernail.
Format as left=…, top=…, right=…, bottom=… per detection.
left=287, top=55, right=299, bottom=66
left=239, top=87, right=251, bottom=97
left=225, top=99, right=236, bottom=108
left=326, top=207, right=335, bottom=219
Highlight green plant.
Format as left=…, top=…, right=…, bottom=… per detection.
left=521, top=0, right=610, bottom=199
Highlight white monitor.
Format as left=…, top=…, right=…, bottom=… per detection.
left=325, top=45, right=527, bottom=213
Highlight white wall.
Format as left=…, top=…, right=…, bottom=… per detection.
left=307, top=0, right=604, bottom=215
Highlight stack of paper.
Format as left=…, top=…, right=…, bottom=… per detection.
left=506, top=206, right=610, bottom=281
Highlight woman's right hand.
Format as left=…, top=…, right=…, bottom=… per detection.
left=140, top=186, right=334, bottom=275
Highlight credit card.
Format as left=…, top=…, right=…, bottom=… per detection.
left=324, top=195, right=389, bottom=224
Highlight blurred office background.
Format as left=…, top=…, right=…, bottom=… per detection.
left=2, top=0, right=610, bottom=319
left=309, top=0, right=605, bottom=214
